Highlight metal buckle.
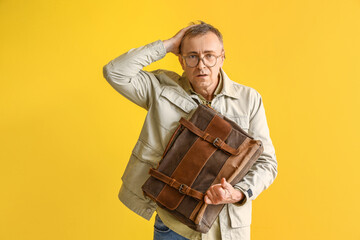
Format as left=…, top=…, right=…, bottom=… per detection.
left=213, top=137, right=221, bottom=148
left=179, top=184, right=188, bottom=194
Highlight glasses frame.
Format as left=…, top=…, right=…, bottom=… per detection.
left=181, top=53, right=224, bottom=68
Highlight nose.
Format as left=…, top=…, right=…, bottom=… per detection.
left=196, top=58, right=206, bottom=69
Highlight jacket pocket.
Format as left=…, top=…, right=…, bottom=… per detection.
left=227, top=201, right=252, bottom=228
left=155, top=87, right=197, bottom=131
left=223, top=114, right=249, bottom=132
left=159, top=87, right=196, bottom=113
left=121, top=140, right=162, bottom=198
left=132, top=139, right=162, bottom=166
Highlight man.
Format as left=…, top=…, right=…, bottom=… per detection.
left=103, top=21, right=277, bottom=240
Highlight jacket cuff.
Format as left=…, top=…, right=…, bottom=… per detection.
left=146, top=40, right=167, bottom=62
left=233, top=182, right=253, bottom=206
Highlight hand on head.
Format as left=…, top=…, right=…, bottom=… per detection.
left=163, top=25, right=195, bottom=56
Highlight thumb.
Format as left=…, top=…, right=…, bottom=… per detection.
left=221, top=178, right=232, bottom=190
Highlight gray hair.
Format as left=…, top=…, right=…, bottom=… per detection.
left=179, top=21, right=224, bottom=54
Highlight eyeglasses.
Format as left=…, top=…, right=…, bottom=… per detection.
left=181, top=53, right=223, bottom=68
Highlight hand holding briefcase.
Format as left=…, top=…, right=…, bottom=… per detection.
left=142, top=104, right=263, bottom=233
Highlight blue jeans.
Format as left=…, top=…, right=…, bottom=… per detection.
left=153, top=214, right=189, bottom=240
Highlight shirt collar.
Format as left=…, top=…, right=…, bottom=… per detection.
left=180, top=68, right=239, bottom=99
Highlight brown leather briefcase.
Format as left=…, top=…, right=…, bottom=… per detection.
left=142, top=104, right=263, bottom=233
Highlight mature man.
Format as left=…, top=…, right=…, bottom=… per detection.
left=103, top=22, right=277, bottom=240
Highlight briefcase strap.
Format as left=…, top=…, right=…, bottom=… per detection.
left=179, top=118, right=240, bottom=156
left=149, top=168, right=204, bottom=201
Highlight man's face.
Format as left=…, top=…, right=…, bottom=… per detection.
left=179, top=32, right=224, bottom=91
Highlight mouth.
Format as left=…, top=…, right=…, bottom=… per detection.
left=196, top=74, right=208, bottom=78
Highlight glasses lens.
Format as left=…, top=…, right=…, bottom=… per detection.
left=203, top=54, right=216, bottom=67
left=186, top=55, right=199, bottom=67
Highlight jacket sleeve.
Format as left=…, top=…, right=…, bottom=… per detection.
left=102, top=40, right=167, bottom=110
left=234, top=90, right=278, bottom=205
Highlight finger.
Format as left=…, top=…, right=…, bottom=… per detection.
left=213, top=185, right=226, bottom=199
left=210, top=186, right=220, bottom=199
left=175, top=25, right=193, bottom=38
left=206, top=190, right=216, bottom=204
left=211, top=186, right=227, bottom=204
left=221, top=178, right=233, bottom=191
left=182, top=25, right=195, bottom=32
left=204, top=195, right=212, bottom=204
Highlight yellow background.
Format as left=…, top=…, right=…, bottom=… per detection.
left=1, top=0, right=359, bottom=239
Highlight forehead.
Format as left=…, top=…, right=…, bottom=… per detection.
left=182, top=32, right=223, bottom=54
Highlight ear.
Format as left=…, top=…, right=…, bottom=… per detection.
left=178, top=55, right=185, bottom=70
left=219, top=50, right=225, bottom=68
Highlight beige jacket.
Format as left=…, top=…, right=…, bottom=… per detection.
left=102, top=40, right=277, bottom=240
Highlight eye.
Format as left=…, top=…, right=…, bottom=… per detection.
left=188, top=55, right=198, bottom=59
left=205, top=54, right=215, bottom=60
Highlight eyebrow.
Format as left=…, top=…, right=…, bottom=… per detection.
left=185, top=50, right=217, bottom=55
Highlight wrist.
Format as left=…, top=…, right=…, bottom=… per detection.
left=162, top=39, right=173, bottom=53
left=232, top=189, right=245, bottom=203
